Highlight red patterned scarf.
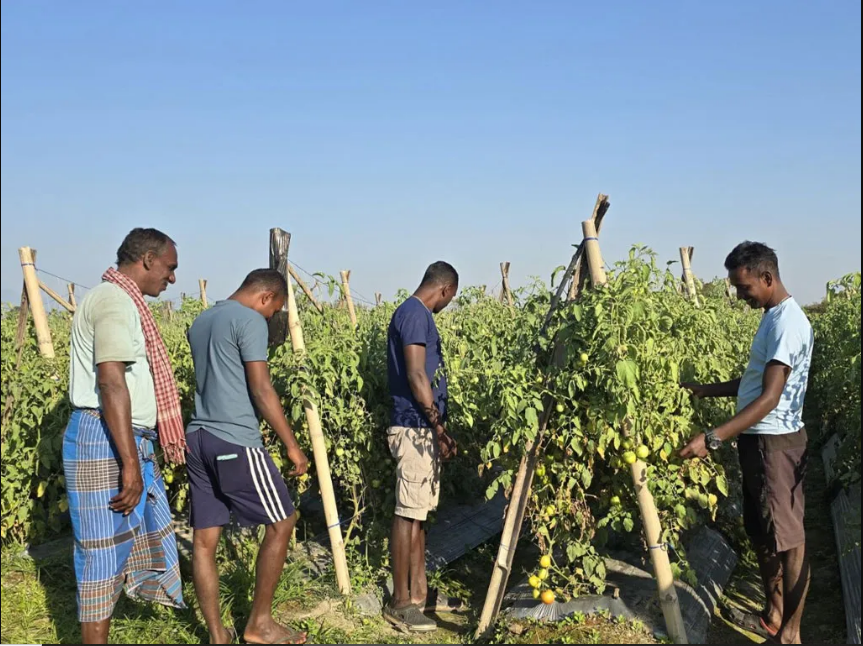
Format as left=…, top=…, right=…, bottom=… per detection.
left=103, top=267, right=186, bottom=464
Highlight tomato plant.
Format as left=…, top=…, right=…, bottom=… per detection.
left=2, top=260, right=858, bottom=603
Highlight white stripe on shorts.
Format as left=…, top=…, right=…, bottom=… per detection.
left=246, top=448, right=277, bottom=524
left=255, top=448, right=288, bottom=521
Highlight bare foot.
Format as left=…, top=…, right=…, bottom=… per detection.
left=244, top=620, right=307, bottom=645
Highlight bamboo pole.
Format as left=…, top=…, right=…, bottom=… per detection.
left=581, top=239, right=687, bottom=643
left=629, top=455, right=688, bottom=643
left=67, top=283, right=77, bottom=310
left=477, top=211, right=609, bottom=638
left=288, top=265, right=323, bottom=314
left=375, top=292, right=382, bottom=306
left=38, top=280, right=75, bottom=313
left=339, top=270, right=358, bottom=328
left=680, top=247, right=700, bottom=307
left=199, top=279, right=208, bottom=307
left=582, top=220, right=607, bottom=286
left=725, top=278, right=733, bottom=301
left=500, top=262, right=513, bottom=307
left=567, top=193, right=610, bottom=301
left=18, top=247, right=54, bottom=358
left=270, top=228, right=352, bottom=595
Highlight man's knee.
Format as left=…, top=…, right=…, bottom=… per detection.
left=193, top=527, right=223, bottom=553
left=268, top=513, right=297, bottom=539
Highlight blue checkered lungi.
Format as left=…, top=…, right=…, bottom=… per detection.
left=62, top=409, right=185, bottom=623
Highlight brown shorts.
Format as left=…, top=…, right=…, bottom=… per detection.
left=388, top=426, right=441, bottom=522
left=738, top=428, right=808, bottom=553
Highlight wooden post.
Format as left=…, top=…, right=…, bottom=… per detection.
left=161, top=300, right=173, bottom=322
left=199, top=279, right=208, bottom=307
left=680, top=247, right=700, bottom=307
left=339, top=270, right=358, bottom=328
left=500, top=262, right=513, bottom=307
left=38, top=280, right=75, bottom=313
left=582, top=238, right=688, bottom=643
left=287, top=265, right=323, bottom=314
left=582, top=220, right=607, bottom=286
left=67, top=284, right=77, bottom=310
left=629, top=453, right=688, bottom=643
left=477, top=216, right=608, bottom=637
left=18, top=247, right=54, bottom=358
left=567, top=194, right=610, bottom=301
left=725, top=277, right=733, bottom=301
left=375, top=292, right=382, bottom=306
left=269, top=228, right=352, bottom=595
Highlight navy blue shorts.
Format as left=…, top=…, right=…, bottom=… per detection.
left=186, top=429, right=295, bottom=530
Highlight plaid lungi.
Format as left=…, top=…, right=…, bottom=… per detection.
left=62, top=409, right=185, bottom=623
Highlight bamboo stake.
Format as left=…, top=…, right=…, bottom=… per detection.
left=288, top=265, right=323, bottom=314
left=199, top=279, right=208, bottom=307
left=567, top=193, right=610, bottom=301
left=477, top=211, right=609, bottom=638
left=375, top=292, right=382, bottom=306
left=581, top=240, right=687, bottom=643
left=18, top=247, right=54, bottom=358
left=270, top=228, right=352, bottom=595
left=38, top=280, right=75, bottom=313
left=67, top=283, right=77, bottom=310
left=582, top=220, right=607, bottom=286
left=725, top=278, right=733, bottom=301
left=629, top=453, right=688, bottom=643
left=500, top=262, right=514, bottom=307
left=161, top=301, right=173, bottom=322
left=339, top=270, right=358, bottom=328
left=680, top=247, right=700, bottom=307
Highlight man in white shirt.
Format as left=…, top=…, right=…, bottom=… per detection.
left=681, top=242, right=813, bottom=645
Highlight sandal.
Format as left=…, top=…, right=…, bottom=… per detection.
left=723, top=607, right=779, bottom=639
left=383, top=603, right=437, bottom=633
left=424, top=588, right=465, bottom=614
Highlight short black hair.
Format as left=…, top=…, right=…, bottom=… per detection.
left=420, top=261, right=459, bottom=288
left=725, top=241, right=780, bottom=277
left=116, top=228, right=176, bottom=266
left=240, top=269, right=288, bottom=296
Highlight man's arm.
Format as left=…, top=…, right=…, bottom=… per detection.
left=245, top=361, right=309, bottom=476
left=404, top=344, right=456, bottom=458
left=681, top=378, right=741, bottom=399
left=97, top=362, right=143, bottom=515
left=681, top=362, right=790, bottom=458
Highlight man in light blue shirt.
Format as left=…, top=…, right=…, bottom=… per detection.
left=680, top=242, right=813, bottom=644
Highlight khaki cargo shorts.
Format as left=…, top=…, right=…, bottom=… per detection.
left=387, top=426, right=441, bottom=521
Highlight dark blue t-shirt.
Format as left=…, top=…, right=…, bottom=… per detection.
left=387, top=296, right=447, bottom=428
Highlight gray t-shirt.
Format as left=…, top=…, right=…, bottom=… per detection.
left=187, top=299, right=269, bottom=448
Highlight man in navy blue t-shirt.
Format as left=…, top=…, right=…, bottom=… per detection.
left=383, top=261, right=459, bottom=633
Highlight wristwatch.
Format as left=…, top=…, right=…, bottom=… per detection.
left=705, top=428, right=723, bottom=452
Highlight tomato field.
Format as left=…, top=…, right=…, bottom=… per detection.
left=1, top=249, right=860, bottom=604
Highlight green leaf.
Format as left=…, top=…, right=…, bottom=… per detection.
left=716, top=475, right=729, bottom=497
left=615, top=360, right=639, bottom=390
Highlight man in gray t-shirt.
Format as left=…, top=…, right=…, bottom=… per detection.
left=185, top=269, right=309, bottom=645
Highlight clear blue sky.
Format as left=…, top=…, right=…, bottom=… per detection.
left=2, top=1, right=860, bottom=307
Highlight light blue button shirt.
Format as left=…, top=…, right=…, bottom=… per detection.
left=736, top=297, right=814, bottom=435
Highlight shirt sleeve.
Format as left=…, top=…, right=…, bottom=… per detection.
left=93, top=290, right=138, bottom=364
left=399, top=307, right=429, bottom=347
left=765, top=316, right=801, bottom=369
left=238, top=313, right=269, bottom=363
